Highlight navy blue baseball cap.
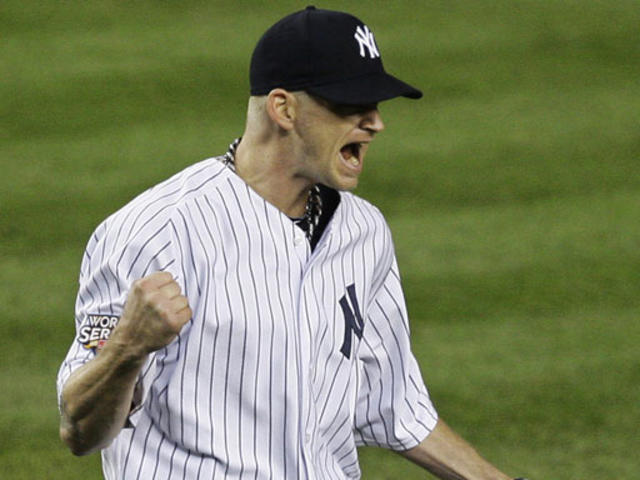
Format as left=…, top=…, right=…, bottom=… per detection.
left=250, top=6, right=422, bottom=105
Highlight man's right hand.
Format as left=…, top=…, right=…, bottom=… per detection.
left=59, top=272, right=192, bottom=456
left=113, top=271, right=192, bottom=355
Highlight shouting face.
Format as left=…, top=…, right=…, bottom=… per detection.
left=292, top=93, right=385, bottom=191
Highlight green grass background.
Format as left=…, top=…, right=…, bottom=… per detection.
left=2, top=0, right=639, bottom=478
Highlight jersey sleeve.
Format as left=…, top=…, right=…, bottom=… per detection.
left=353, top=254, right=439, bottom=451
left=56, top=214, right=185, bottom=418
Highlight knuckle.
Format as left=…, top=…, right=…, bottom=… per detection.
left=153, top=303, right=168, bottom=318
left=156, top=271, right=173, bottom=282
left=131, top=279, right=145, bottom=294
left=142, top=290, right=160, bottom=306
left=164, top=317, right=181, bottom=334
left=181, top=301, right=192, bottom=316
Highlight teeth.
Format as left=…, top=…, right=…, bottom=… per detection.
left=340, top=142, right=363, bottom=166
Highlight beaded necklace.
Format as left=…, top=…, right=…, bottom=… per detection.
left=221, top=138, right=323, bottom=242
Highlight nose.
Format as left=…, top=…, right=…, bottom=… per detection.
left=360, top=108, right=385, bottom=134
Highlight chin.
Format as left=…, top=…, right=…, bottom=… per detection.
left=330, top=176, right=359, bottom=192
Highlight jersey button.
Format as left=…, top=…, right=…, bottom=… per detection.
left=294, top=234, right=304, bottom=246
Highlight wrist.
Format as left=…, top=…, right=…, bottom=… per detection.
left=101, top=330, right=149, bottom=368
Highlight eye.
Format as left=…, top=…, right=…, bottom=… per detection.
left=330, top=103, right=379, bottom=117
left=312, top=95, right=378, bottom=117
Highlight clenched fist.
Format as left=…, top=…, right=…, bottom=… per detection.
left=112, top=271, right=192, bottom=355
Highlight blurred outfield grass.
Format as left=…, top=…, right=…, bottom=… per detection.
left=1, top=0, right=639, bottom=478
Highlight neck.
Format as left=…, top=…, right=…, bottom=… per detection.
left=233, top=135, right=312, bottom=218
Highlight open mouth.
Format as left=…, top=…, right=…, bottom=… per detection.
left=339, top=142, right=363, bottom=167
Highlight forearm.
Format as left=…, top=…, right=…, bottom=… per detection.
left=59, top=334, right=147, bottom=456
left=399, top=418, right=511, bottom=480
left=60, top=272, right=190, bottom=455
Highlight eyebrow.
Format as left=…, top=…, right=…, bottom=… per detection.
left=311, top=96, right=378, bottom=116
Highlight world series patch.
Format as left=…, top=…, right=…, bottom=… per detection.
left=77, top=314, right=120, bottom=352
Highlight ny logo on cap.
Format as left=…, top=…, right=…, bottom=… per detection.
left=354, top=25, right=380, bottom=59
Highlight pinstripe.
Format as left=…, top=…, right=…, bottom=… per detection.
left=124, top=222, right=171, bottom=279
left=116, top=191, right=181, bottom=272
left=349, top=196, right=366, bottom=300
left=261, top=199, right=288, bottom=479
left=174, top=210, right=198, bottom=449
left=131, top=414, right=152, bottom=480
left=245, top=194, right=274, bottom=479
left=218, top=187, right=250, bottom=477
left=372, top=303, right=420, bottom=446
left=358, top=335, right=391, bottom=446
left=181, top=450, right=191, bottom=479
left=195, top=456, right=204, bottom=480
left=192, top=196, right=222, bottom=473
left=324, top=385, right=352, bottom=445
left=98, top=222, right=115, bottom=315
left=255, top=216, right=276, bottom=480
left=140, top=240, right=171, bottom=276
left=147, top=356, right=168, bottom=433
left=206, top=192, right=235, bottom=479
left=276, top=213, right=302, bottom=479
left=176, top=207, right=202, bottom=296
left=166, top=219, right=188, bottom=445
left=317, top=201, right=352, bottom=424
left=167, top=443, right=178, bottom=479
left=57, top=152, right=438, bottom=479
left=134, top=416, right=154, bottom=479
left=121, top=419, right=136, bottom=475
left=398, top=416, right=423, bottom=445
left=365, top=313, right=402, bottom=446
left=120, top=165, right=224, bottom=247
left=375, top=288, right=423, bottom=424
left=90, top=224, right=107, bottom=311
left=315, top=219, right=344, bottom=406
left=230, top=183, right=266, bottom=480
left=150, top=432, right=165, bottom=478
left=180, top=204, right=211, bottom=453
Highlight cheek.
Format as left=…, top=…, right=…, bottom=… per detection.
left=304, top=133, right=335, bottom=158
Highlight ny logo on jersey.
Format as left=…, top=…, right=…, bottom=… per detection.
left=354, top=25, right=380, bottom=59
left=339, top=284, right=364, bottom=359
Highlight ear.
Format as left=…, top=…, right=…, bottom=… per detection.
left=265, top=89, right=297, bottom=131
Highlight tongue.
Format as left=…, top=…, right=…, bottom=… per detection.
left=340, top=144, right=354, bottom=160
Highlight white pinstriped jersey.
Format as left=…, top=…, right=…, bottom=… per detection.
left=57, top=147, right=438, bottom=479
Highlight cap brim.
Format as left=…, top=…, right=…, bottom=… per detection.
left=305, top=71, right=422, bottom=105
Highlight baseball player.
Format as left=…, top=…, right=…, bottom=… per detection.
left=58, top=7, right=529, bottom=480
